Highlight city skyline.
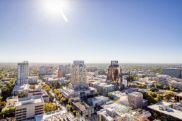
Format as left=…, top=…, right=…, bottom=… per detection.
left=0, top=0, right=182, bottom=63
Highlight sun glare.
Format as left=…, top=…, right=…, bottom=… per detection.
left=43, top=0, right=70, bottom=22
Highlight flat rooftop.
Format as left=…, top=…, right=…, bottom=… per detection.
left=13, top=84, right=29, bottom=92
left=110, top=91, right=126, bottom=97
left=103, top=103, right=130, bottom=114
left=35, top=110, right=75, bottom=121
left=91, top=81, right=114, bottom=87
left=89, top=96, right=109, bottom=101
left=128, top=92, right=143, bottom=97
left=148, top=101, right=182, bottom=120
left=98, top=103, right=133, bottom=121
left=73, top=102, right=90, bottom=112
left=16, top=96, right=44, bottom=106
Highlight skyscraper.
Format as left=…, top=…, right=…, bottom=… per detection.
left=107, top=61, right=122, bottom=87
left=71, top=61, right=87, bottom=89
left=17, top=61, right=29, bottom=85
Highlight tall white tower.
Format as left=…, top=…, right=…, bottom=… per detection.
left=71, top=61, right=87, bottom=89
left=17, top=61, right=29, bottom=85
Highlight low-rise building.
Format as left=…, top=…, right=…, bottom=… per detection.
left=60, top=87, right=75, bottom=98
left=15, top=96, right=44, bottom=121
left=72, top=101, right=94, bottom=118
left=35, top=110, right=75, bottom=121
left=28, top=89, right=49, bottom=102
left=60, top=86, right=97, bottom=99
left=128, top=92, right=143, bottom=109
left=97, top=103, right=151, bottom=121
left=13, top=83, right=49, bottom=102
left=163, top=68, right=181, bottom=78
left=108, top=91, right=126, bottom=100
left=169, top=79, right=182, bottom=91
left=3, top=96, right=47, bottom=120
left=148, top=101, right=182, bottom=121
left=90, top=82, right=115, bottom=95
left=87, top=96, right=110, bottom=107
left=171, top=103, right=182, bottom=111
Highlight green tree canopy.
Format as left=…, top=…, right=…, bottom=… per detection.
left=44, top=103, right=57, bottom=113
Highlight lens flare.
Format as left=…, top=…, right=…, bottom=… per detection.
left=43, top=0, right=69, bottom=22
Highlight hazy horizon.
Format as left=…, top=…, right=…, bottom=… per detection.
left=0, top=61, right=182, bottom=65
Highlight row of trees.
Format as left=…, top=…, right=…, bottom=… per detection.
left=53, top=89, right=67, bottom=104
left=52, top=89, right=80, bottom=117
left=144, top=90, right=174, bottom=104
left=42, top=83, right=51, bottom=92
left=155, top=83, right=179, bottom=92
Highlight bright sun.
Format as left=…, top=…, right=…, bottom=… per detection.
left=43, top=0, right=70, bottom=22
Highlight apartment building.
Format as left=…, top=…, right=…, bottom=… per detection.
left=17, top=61, right=29, bottom=85
left=15, top=96, right=44, bottom=121
left=71, top=61, right=87, bottom=89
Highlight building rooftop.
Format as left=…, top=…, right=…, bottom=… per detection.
left=35, top=110, right=75, bottom=121
left=16, top=96, right=44, bottom=106
left=105, top=103, right=130, bottom=114
left=3, top=97, right=18, bottom=110
left=72, top=101, right=90, bottom=112
left=13, top=84, right=29, bottom=92
left=148, top=101, right=182, bottom=120
left=99, top=102, right=151, bottom=121
left=110, top=91, right=126, bottom=97
left=91, top=81, right=114, bottom=88
left=98, top=103, right=133, bottom=121
left=60, top=87, right=74, bottom=97
left=128, top=92, right=143, bottom=97
left=89, top=96, right=109, bottom=102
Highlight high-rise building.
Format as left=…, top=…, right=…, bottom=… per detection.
left=71, top=61, right=87, bottom=89
left=107, top=61, right=122, bottom=87
left=17, top=61, right=29, bottom=85
left=128, top=92, right=143, bottom=109
left=58, top=65, right=71, bottom=78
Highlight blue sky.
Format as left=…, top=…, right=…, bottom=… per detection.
left=0, top=0, right=182, bottom=63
